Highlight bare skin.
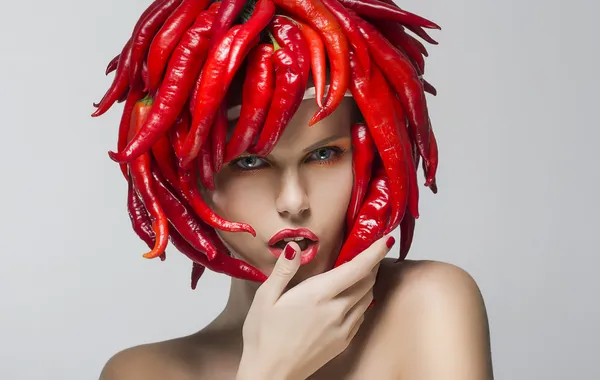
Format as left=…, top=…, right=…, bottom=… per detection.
left=100, top=93, right=493, bottom=380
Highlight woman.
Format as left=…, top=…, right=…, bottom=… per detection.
left=93, top=0, right=493, bottom=378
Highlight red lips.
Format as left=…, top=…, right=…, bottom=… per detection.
left=268, top=228, right=319, bottom=246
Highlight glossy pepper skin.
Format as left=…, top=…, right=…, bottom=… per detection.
left=223, top=43, right=275, bottom=163
left=127, top=97, right=170, bottom=259
left=338, top=0, right=440, bottom=29
left=116, top=87, right=145, bottom=180
left=269, top=15, right=310, bottom=89
left=334, top=165, right=391, bottom=268
left=126, top=175, right=166, bottom=261
left=248, top=43, right=305, bottom=156
left=348, top=50, right=409, bottom=232
left=210, top=103, right=228, bottom=173
left=169, top=224, right=267, bottom=283
left=91, top=39, right=133, bottom=117
left=182, top=0, right=274, bottom=168
left=293, top=20, right=326, bottom=108
left=208, top=0, right=246, bottom=50
left=346, top=123, right=375, bottom=232
left=272, top=0, right=350, bottom=126
left=109, top=8, right=217, bottom=165
left=146, top=0, right=212, bottom=92
left=151, top=166, right=218, bottom=260
left=129, top=0, right=183, bottom=90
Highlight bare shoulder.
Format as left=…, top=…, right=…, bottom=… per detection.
left=98, top=336, right=200, bottom=380
left=373, top=259, right=494, bottom=379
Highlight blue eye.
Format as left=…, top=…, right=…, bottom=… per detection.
left=234, top=155, right=266, bottom=170
left=306, top=147, right=345, bottom=164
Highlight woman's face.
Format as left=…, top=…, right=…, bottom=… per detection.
left=203, top=98, right=356, bottom=282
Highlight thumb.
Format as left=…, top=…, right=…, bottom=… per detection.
left=261, top=242, right=301, bottom=301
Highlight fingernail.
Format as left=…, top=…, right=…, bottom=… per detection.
left=386, top=237, right=396, bottom=249
left=284, top=244, right=296, bottom=260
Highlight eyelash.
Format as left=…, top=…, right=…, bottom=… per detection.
left=231, top=146, right=347, bottom=172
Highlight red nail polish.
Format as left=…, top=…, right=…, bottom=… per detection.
left=284, top=244, right=296, bottom=260
left=386, top=237, right=396, bottom=249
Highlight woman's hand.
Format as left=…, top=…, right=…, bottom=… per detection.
left=236, top=235, right=396, bottom=380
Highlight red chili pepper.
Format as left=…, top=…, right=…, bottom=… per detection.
left=269, top=15, right=310, bottom=89
left=396, top=208, right=415, bottom=262
left=151, top=132, right=180, bottom=188
left=337, top=0, right=440, bottom=30
left=320, top=0, right=371, bottom=79
left=169, top=223, right=267, bottom=282
left=108, top=9, right=216, bottom=164
left=127, top=97, right=169, bottom=259
left=116, top=87, right=145, bottom=179
left=146, top=0, right=212, bottom=92
left=293, top=20, right=326, bottom=108
left=248, top=43, right=305, bottom=156
left=423, top=79, right=437, bottom=96
left=424, top=117, right=438, bottom=187
left=182, top=0, right=274, bottom=167
left=105, top=54, right=119, bottom=76
left=128, top=0, right=183, bottom=90
left=211, top=103, right=228, bottom=172
left=272, top=0, right=350, bottom=127
left=223, top=44, right=275, bottom=163
left=126, top=175, right=166, bottom=261
left=91, top=38, right=132, bottom=117
left=374, top=20, right=425, bottom=75
left=191, top=262, right=206, bottom=289
left=180, top=26, right=242, bottom=168
left=334, top=165, right=391, bottom=267
left=405, top=24, right=438, bottom=45
left=151, top=166, right=218, bottom=260
left=208, top=0, right=246, bottom=50
left=198, top=139, right=216, bottom=190
left=349, top=12, right=432, bottom=173
left=348, top=50, right=408, bottom=230
left=391, top=95, right=419, bottom=222
left=346, top=123, right=375, bottom=232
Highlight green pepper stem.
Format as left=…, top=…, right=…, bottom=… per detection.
left=268, top=31, right=280, bottom=51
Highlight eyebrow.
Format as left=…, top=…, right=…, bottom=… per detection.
left=302, top=135, right=348, bottom=153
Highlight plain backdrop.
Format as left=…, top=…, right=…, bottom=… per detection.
left=1, top=0, right=599, bottom=378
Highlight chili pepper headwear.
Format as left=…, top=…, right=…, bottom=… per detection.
left=92, top=0, right=441, bottom=289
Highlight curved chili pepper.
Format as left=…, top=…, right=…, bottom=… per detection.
left=424, top=117, right=438, bottom=187
left=91, top=38, right=132, bottom=117
left=388, top=95, right=419, bottom=226
left=108, top=9, right=216, bottom=164
left=151, top=133, right=179, bottom=189
left=294, top=20, right=326, bottom=108
left=349, top=12, right=432, bottom=171
left=151, top=166, right=217, bottom=260
left=105, top=54, right=119, bottom=76
left=117, top=87, right=145, bottom=179
left=223, top=44, right=275, bottom=163
left=346, top=123, right=375, bottom=232
left=396, top=208, right=415, bottom=262
left=129, top=0, right=183, bottom=90
left=348, top=50, right=408, bottom=231
left=127, top=97, right=169, bottom=259
left=374, top=20, right=425, bottom=75
left=198, top=139, right=216, bottom=190
left=405, top=24, right=438, bottom=45
left=146, top=0, right=212, bottom=92
left=127, top=175, right=166, bottom=261
left=248, top=43, right=305, bottom=156
left=423, top=79, right=437, bottom=96
left=334, top=166, right=391, bottom=268
left=404, top=29, right=428, bottom=57
left=208, top=0, right=246, bottom=50
left=320, top=0, right=371, bottom=80
left=180, top=26, right=242, bottom=168
left=169, top=223, right=267, bottom=282
left=211, top=103, right=228, bottom=172
left=191, top=262, right=206, bottom=289
left=269, top=15, right=310, bottom=89
left=338, top=0, right=440, bottom=30
left=272, top=0, right=349, bottom=127
left=183, top=0, right=273, bottom=167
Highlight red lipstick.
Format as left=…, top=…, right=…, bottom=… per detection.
left=268, top=228, right=319, bottom=265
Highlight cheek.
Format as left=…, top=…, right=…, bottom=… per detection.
left=210, top=173, right=275, bottom=224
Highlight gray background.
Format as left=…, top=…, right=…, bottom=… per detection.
left=1, top=0, right=598, bottom=378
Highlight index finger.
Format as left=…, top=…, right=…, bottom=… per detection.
left=315, top=234, right=395, bottom=299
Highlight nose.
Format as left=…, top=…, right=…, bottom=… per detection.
left=275, top=170, right=310, bottom=218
